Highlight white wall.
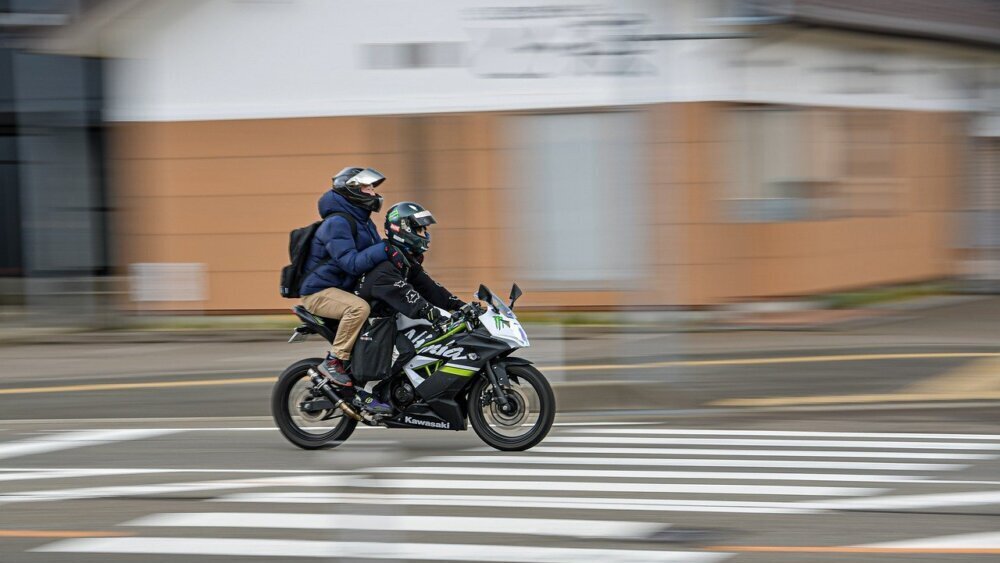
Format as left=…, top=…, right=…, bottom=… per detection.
left=100, top=0, right=998, bottom=121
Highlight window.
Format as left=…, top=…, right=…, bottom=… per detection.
left=727, top=106, right=896, bottom=222
left=729, top=107, right=823, bottom=221
left=507, top=112, right=644, bottom=286
left=843, top=111, right=892, bottom=178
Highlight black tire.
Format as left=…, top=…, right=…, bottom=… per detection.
left=468, top=363, right=555, bottom=451
left=271, top=358, right=357, bottom=450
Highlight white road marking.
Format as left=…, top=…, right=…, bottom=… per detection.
left=0, top=429, right=180, bottom=460
left=368, top=466, right=925, bottom=483
left=529, top=446, right=995, bottom=459
left=0, top=467, right=347, bottom=473
left=415, top=455, right=963, bottom=472
left=347, top=477, right=881, bottom=496
left=862, top=531, right=1000, bottom=548
left=552, top=422, right=660, bottom=426
left=0, top=467, right=349, bottom=483
left=545, top=436, right=1000, bottom=450
left=571, top=428, right=1000, bottom=440
left=805, top=490, right=1000, bottom=511
left=34, top=537, right=732, bottom=562
left=0, top=469, right=169, bottom=483
left=124, top=512, right=668, bottom=538
left=213, top=492, right=819, bottom=514
left=0, top=475, right=346, bottom=505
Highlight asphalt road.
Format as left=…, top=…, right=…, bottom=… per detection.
left=0, top=347, right=994, bottom=419
left=2, top=298, right=999, bottom=561
left=1, top=407, right=999, bottom=563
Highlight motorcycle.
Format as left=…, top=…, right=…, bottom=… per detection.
left=271, top=283, right=555, bottom=451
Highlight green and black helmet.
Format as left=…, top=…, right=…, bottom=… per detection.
left=385, top=202, right=435, bottom=255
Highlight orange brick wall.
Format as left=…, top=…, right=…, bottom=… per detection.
left=112, top=104, right=964, bottom=311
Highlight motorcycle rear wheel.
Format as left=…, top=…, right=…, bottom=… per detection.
left=272, top=358, right=357, bottom=450
left=468, top=364, right=555, bottom=451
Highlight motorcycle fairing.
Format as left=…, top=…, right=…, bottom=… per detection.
left=383, top=401, right=466, bottom=430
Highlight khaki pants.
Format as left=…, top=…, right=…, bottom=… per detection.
left=301, top=287, right=370, bottom=360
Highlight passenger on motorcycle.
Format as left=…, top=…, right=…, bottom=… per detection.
left=300, top=167, right=391, bottom=389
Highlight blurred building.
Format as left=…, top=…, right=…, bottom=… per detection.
left=7, top=0, right=1000, bottom=314
left=1, top=0, right=112, bottom=324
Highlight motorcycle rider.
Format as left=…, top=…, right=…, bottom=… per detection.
left=300, top=167, right=390, bottom=391
left=354, top=201, right=476, bottom=415
left=353, top=203, right=468, bottom=413
left=357, top=201, right=466, bottom=324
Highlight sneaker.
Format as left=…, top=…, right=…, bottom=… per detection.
left=316, top=353, right=353, bottom=387
left=352, top=390, right=393, bottom=416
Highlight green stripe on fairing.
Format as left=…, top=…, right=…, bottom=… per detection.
left=417, top=324, right=466, bottom=350
left=439, top=365, right=477, bottom=377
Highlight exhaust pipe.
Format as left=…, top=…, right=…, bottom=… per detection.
left=309, top=369, right=368, bottom=423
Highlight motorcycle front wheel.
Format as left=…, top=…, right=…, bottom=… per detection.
left=272, top=358, right=357, bottom=450
left=468, top=364, right=555, bottom=451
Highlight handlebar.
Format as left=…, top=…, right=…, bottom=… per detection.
left=439, top=302, right=486, bottom=334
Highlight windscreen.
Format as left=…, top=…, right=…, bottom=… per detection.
left=488, top=290, right=515, bottom=318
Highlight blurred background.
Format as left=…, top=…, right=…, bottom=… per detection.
left=0, top=0, right=998, bottom=327
left=2, top=3, right=1000, bottom=561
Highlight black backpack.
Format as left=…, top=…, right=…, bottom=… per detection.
left=279, top=212, right=357, bottom=298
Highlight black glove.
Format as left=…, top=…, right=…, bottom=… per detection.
left=426, top=307, right=450, bottom=334
left=385, top=243, right=409, bottom=271
left=446, top=295, right=466, bottom=313
left=456, top=301, right=480, bottom=321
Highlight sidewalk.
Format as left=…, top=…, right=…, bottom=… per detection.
left=0, top=295, right=989, bottom=346
left=1, top=296, right=996, bottom=414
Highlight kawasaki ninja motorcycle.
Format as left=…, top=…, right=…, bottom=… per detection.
left=272, top=284, right=555, bottom=451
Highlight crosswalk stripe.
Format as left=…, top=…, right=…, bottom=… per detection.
left=528, top=446, right=995, bottom=459
left=212, top=492, right=820, bottom=514
left=0, top=429, right=179, bottom=461
left=347, top=477, right=881, bottom=496
left=415, top=456, right=963, bottom=472
left=0, top=467, right=355, bottom=483
left=803, top=490, right=1000, bottom=511
left=0, top=475, right=345, bottom=505
left=552, top=422, right=660, bottom=426
left=33, top=537, right=732, bottom=562
left=124, top=512, right=668, bottom=538
left=368, top=466, right=925, bottom=483
left=545, top=437, right=1000, bottom=449
left=569, top=429, right=1000, bottom=440
left=0, top=469, right=166, bottom=483
left=863, top=531, right=1000, bottom=548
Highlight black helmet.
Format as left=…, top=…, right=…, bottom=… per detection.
left=385, top=202, right=436, bottom=255
left=332, top=166, right=385, bottom=212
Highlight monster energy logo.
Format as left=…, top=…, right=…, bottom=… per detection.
left=388, top=209, right=400, bottom=221
left=493, top=315, right=510, bottom=330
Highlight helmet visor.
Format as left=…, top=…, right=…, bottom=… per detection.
left=346, top=168, right=386, bottom=189
left=410, top=209, right=436, bottom=227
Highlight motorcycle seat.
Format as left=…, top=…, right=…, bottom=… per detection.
left=292, top=305, right=340, bottom=344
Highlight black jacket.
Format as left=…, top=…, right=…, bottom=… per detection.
left=356, top=258, right=465, bottom=320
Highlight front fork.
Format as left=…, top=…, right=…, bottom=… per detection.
left=483, top=361, right=515, bottom=415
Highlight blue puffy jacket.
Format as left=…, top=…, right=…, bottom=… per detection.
left=299, top=190, right=387, bottom=296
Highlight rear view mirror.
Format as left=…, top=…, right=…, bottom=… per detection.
left=509, top=283, right=523, bottom=309
left=477, top=284, right=492, bottom=303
